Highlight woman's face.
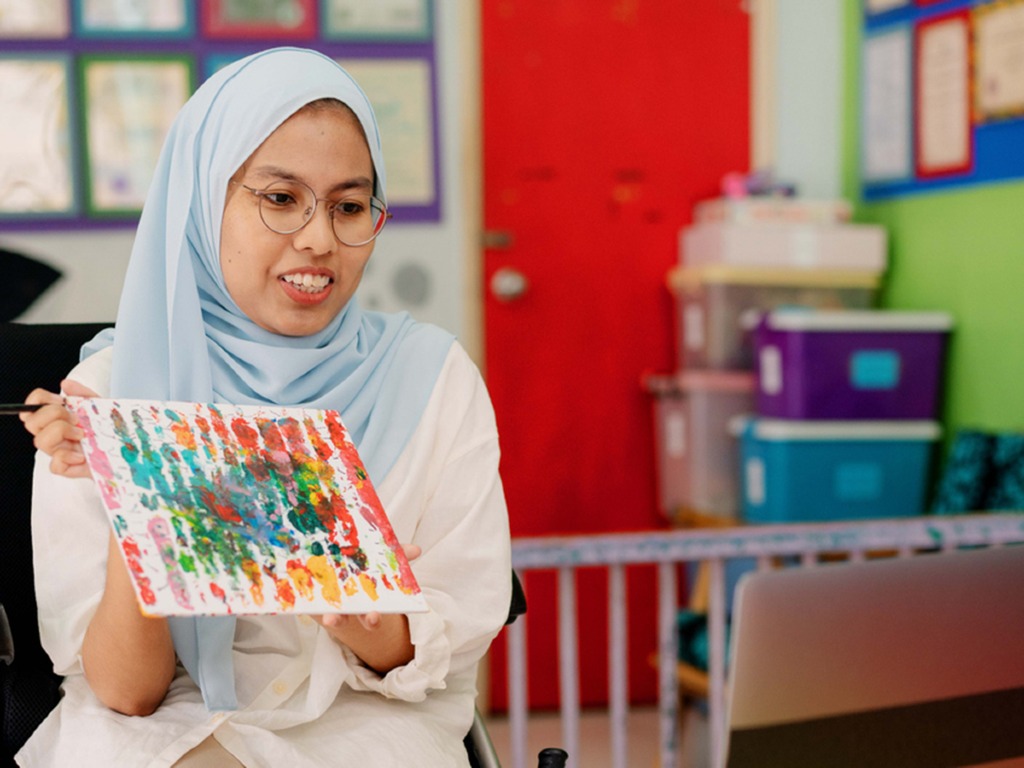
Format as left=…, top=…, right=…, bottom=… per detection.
left=220, top=105, right=376, bottom=337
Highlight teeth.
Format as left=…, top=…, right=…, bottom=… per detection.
left=282, top=274, right=331, bottom=293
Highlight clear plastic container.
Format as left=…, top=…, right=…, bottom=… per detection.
left=645, top=370, right=754, bottom=522
left=667, top=265, right=881, bottom=371
left=693, top=197, right=853, bottom=226
left=680, top=221, right=887, bottom=272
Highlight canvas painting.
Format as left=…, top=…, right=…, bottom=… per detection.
left=70, top=397, right=425, bottom=617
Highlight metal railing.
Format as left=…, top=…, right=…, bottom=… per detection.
left=501, top=513, right=1024, bottom=768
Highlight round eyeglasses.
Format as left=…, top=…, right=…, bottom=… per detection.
left=236, top=180, right=391, bottom=247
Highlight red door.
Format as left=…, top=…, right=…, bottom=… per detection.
left=483, top=1, right=750, bottom=709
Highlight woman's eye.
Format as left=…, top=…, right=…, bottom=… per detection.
left=263, top=191, right=297, bottom=206
left=334, top=199, right=366, bottom=216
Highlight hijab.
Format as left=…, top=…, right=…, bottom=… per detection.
left=84, top=47, right=454, bottom=710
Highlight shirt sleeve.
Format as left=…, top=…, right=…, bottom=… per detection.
left=340, top=343, right=513, bottom=701
left=31, top=348, right=114, bottom=676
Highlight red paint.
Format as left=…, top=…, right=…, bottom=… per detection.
left=483, top=2, right=749, bottom=709
left=303, top=416, right=334, bottom=462
left=120, top=536, right=156, bottom=605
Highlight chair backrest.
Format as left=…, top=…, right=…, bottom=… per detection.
left=0, top=322, right=109, bottom=766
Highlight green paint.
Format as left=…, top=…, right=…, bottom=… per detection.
left=843, top=0, right=1024, bottom=447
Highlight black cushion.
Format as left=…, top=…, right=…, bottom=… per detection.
left=0, top=323, right=109, bottom=766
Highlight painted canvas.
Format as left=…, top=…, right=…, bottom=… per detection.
left=69, top=397, right=425, bottom=617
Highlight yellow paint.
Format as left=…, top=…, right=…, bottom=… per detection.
left=287, top=561, right=315, bottom=600
left=306, top=555, right=342, bottom=606
left=359, top=572, right=379, bottom=602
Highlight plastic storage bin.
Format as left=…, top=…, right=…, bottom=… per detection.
left=754, top=310, right=953, bottom=420
left=668, top=265, right=880, bottom=371
left=737, top=418, right=941, bottom=524
left=645, top=370, right=754, bottom=521
left=681, top=221, right=887, bottom=272
left=693, top=197, right=853, bottom=226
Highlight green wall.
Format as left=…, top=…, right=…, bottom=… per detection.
left=842, top=0, right=1024, bottom=440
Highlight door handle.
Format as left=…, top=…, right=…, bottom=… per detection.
left=490, top=267, right=529, bottom=302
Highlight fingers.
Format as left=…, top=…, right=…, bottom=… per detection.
left=314, top=611, right=382, bottom=631
left=400, top=543, right=422, bottom=562
left=60, top=379, right=101, bottom=399
left=21, top=386, right=92, bottom=479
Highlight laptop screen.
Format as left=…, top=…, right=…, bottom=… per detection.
left=725, top=545, right=1024, bottom=767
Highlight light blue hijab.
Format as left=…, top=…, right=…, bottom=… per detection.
left=84, top=48, right=454, bottom=710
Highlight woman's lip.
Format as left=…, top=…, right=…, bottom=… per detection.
left=279, top=275, right=334, bottom=305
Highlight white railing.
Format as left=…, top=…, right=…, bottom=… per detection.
left=501, top=512, right=1024, bottom=768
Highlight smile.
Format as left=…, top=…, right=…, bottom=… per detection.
left=281, top=273, right=332, bottom=294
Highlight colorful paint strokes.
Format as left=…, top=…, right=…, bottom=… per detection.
left=70, top=397, right=425, bottom=617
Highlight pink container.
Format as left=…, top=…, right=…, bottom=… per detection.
left=645, top=370, right=754, bottom=522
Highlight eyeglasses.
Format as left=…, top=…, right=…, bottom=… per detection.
left=235, top=180, right=391, bottom=247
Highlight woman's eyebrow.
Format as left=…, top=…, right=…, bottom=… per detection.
left=250, top=165, right=373, bottom=195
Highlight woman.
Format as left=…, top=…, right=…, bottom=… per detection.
left=19, top=47, right=510, bottom=767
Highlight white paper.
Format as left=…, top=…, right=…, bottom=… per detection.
left=865, top=0, right=910, bottom=14
left=862, top=28, right=913, bottom=181
left=0, top=59, right=73, bottom=213
left=340, top=58, right=435, bottom=206
left=975, top=1, right=1024, bottom=119
left=84, top=60, right=191, bottom=211
left=325, top=0, right=429, bottom=37
left=0, top=0, right=68, bottom=37
left=80, top=0, right=186, bottom=32
left=918, top=16, right=971, bottom=174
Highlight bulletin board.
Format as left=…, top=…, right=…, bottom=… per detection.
left=0, top=0, right=440, bottom=229
left=861, top=0, right=1024, bottom=200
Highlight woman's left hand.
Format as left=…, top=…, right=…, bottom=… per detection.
left=314, top=544, right=421, bottom=674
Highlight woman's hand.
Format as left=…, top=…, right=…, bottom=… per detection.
left=21, top=379, right=99, bottom=479
left=315, top=544, right=422, bottom=675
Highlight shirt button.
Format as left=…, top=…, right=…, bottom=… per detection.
left=272, top=681, right=288, bottom=696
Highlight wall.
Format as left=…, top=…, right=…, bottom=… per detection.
left=772, top=0, right=844, bottom=199
left=1, top=2, right=480, bottom=357
left=841, top=0, right=1024, bottom=437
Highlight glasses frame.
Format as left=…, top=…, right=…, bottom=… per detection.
left=234, top=180, right=392, bottom=247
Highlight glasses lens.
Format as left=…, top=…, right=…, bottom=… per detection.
left=257, top=181, right=316, bottom=234
left=330, top=195, right=388, bottom=246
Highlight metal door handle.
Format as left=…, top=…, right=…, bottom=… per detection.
left=490, top=267, right=529, bottom=301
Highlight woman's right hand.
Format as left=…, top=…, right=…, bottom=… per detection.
left=21, top=379, right=100, bottom=479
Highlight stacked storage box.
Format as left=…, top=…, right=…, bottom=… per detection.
left=738, top=309, right=953, bottom=524
left=647, top=197, right=887, bottom=525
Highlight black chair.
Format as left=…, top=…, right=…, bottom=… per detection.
left=0, top=322, right=109, bottom=767
left=0, top=322, right=562, bottom=768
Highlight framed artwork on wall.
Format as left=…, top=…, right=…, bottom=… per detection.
left=0, top=0, right=69, bottom=38
left=973, top=0, right=1024, bottom=123
left=322, top=0, right=432, bottom=41
left=862, top=25, right=914, bottom=184
left=202, top=0, right=317, bottom=39
left=74, top=0, right=193, bottom=37
left=0, top=55, right=75, bottom=216
left=339, top=57, right=438, bottom=215
left=80, top=55, right=195, bottom=216
left=914, top=10, right=973, bottom=179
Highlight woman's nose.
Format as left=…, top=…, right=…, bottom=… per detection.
left=292, top=201, right=336, bottom=254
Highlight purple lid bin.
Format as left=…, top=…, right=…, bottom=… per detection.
left=754, top=310, right=953, bottom=420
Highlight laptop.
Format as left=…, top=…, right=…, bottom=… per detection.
left=725, top=545, right=1024, bottom=767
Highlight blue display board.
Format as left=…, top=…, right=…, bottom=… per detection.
left=861, top=0, right=1024, bottom=200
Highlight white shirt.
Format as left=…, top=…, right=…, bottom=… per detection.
left=16, top=342, right=511, bottom=768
